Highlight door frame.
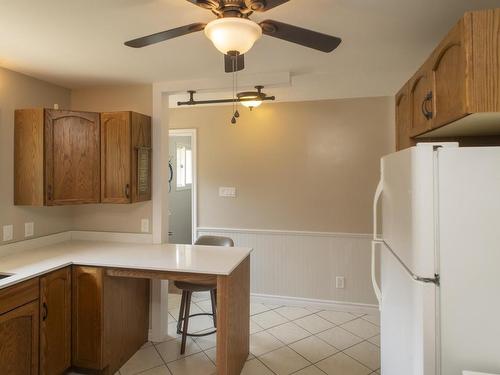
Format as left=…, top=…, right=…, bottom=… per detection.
left=168, top=128, right=198, bottom=243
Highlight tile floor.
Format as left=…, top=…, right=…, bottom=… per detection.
left=71, top=293, right=381, bottom=375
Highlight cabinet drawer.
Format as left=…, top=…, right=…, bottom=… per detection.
left=0, top=278, right=39, bottom=315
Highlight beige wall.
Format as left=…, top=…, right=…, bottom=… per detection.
left=70, top=87, right=394, bottom=235
left=171, top=97, right=394, bottom=234
left=0, top=67, right=72, bottom=243
left=70, top=84, right=153, bottom=233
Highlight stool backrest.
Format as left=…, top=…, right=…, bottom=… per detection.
left=195, top=235, right=234, bottom=247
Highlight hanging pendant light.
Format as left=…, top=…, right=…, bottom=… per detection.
left=237, top=86, right=266, bottom=111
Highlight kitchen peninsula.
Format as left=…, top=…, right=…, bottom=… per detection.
left=0, top=237, right=252, bottom=375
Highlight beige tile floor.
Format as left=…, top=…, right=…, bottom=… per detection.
left=71, top=292, right=381, bottom=375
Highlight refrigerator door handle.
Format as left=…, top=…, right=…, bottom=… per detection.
left=373, top=178, right=383, bottom=241
left=371, top=241, right=382, bottom=308
left=374, top=239, right=440, bottom=286
left=371, top=177, right=384, bottom=308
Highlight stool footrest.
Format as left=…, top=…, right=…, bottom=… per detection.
left=176, top=312, right=217, bottom=337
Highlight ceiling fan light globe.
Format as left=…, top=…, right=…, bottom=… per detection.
left=204, top=18, right=262, bottom=55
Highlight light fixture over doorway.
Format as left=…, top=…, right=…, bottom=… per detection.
left=237, top=86, right=266, bottom=111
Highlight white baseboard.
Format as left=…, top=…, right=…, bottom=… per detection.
left=251, top=293, right=379, bottom=315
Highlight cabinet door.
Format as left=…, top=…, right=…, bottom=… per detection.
left=431, top=19, right=468, bottom=129
left=409, top=65, right=433, bottom=137
left=40, top=267, right=71, bottom=375
left=101, top=112, right=131, bottom=203
left=45, top=110, right=100, bottom=205
left=72, top=266, right=104, bottom=370
left=131, top=112, right=152, bottom=202
left=395, top=83, right=414, bottom=150
left=0, top=301, right=39, bottom=375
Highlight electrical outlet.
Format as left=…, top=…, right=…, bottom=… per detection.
left=336, top=276, right=345, bottom=289
left=3, top=225, right=13, bottom=242
left=219, top=187, right=236, bottom=198
left=141, top=219, right=150, bottom=233
left=25, top=222, right=34, bottom=238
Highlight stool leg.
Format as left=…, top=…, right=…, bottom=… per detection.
left=177, top=291, right=187, bottom=334
left=180, top=291, right=192, bottom=355
left=210, top=289, right=217, bottom=328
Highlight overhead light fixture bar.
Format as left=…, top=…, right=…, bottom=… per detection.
left=177, top=87, right=275, bottom=108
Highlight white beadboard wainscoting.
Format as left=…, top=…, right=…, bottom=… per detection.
left=197, top=227, right=378, bottom=312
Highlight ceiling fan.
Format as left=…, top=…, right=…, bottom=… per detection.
left=124, top=0, right=342, bottom=73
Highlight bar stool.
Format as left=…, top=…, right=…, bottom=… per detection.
left=175, top=235, right=234, bottom=354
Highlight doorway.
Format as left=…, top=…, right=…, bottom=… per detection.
left=168, top=129, right=197, bottom=244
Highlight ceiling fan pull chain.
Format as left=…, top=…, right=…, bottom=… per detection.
left=234, top=55, right=240, bottom=118
left=231, top=55, right=237, bottom=124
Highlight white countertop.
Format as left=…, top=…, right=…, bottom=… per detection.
left=0, top=239, right=253, bottom=290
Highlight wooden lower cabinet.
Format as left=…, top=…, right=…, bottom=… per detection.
left=0, top=300, right=39, bottom=375
left=72, top=266, right=104, bottom=370
left=72, top=266, right=150, bottom=374
left=40, top=267, right=71, bottom=375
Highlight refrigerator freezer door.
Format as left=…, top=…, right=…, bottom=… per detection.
left=438, top=147, right=500, bottom=375
left=380, top=245, right=437, bottom=375
left=381, top=144, right=447, bottom=278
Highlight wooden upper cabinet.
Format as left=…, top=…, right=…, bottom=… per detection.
left=101, top=112, right=131, bottom=203
left=101, top=111, right=152, bottom=203
left=40, top=267, right=71, bottom=375
left=395, top=83, right=414, bottom=151
left=409, top=63, right=433, bottom=137
left=45, top=110, right=100, bottom=205
left=430, top=18, right=468, bottom=128
left=14, top=109, right=100, bottom=206
left=395, top=8, right=500, bottom=148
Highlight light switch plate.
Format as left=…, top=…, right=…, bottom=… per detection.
left=3, top=225, right=13, bottom=242
left=336, top=276, right=345, bottom=289
left=141, top=219, right=150, bottom=233
left=219, top=187, right=236, bottom=198
left=25, top=222, right=34, bottom=237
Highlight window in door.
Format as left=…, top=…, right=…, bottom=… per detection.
left=176, top=144, right=192, bottom=190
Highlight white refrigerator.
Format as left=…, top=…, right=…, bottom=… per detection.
left=371, top=143, right=500, bottom=375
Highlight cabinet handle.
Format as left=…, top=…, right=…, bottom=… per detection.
left=125, top=184, right=130, bottom=199
left=47, top=185, right=53, bottom=201
left=421, top=91, right=433, bottom=120
left=42, top=302, right=48, bottom=321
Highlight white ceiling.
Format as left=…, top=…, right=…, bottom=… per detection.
left=0, top=0, right=498, bottom=101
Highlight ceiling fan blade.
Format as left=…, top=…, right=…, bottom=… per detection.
left=124, top=23, right=206, bottom=48
left=246, top=0, right=290, bottom=12
left=224, top=54, right=245, bottom=73
left=260, top=20, right=342, bottom=53
left=185, top=0, right=220, bottom=10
